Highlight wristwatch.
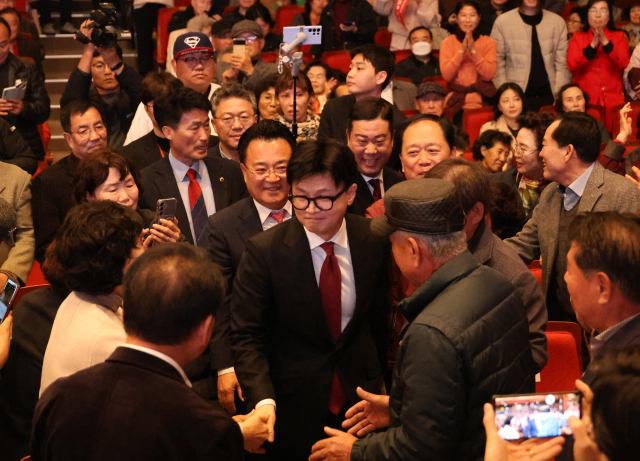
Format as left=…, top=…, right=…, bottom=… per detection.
left=110, top=61, right=123, bottom=71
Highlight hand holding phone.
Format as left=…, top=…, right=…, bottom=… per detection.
left=0, top=276, right=19, bottom=326
left=233, top=38, right=246, bottom=56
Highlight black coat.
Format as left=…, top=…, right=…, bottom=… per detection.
left=60, top=65, right=142, bottom=150
left=138, top=155, right=248, bottom=245
left=0, top=116, right=37, bottom=175
left=351, top=250, right=536, bottom=461
left=205, top=196, right=263, bottom=371
left=1, top=54, right=50, bottom=161
left=230, top=214, right=390, bottom=459
left=32, top=153, right=79, bottom=263
left=347, top=167, right=405, bottom=217
left=31, top=347, right=245, bottom=461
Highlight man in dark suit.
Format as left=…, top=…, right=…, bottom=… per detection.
left=346, top=98, right=404, bottom=217
left=31, top=243, right=271, bottom=461
left=205, top=120, right=296, bottom=416
left=317, top=44, right=407, bottom=145
left=230, top=139, right=391, bottom=460
left=138, top=86, right=247, bottom=246
left=32, top=99, right=108, bottom=262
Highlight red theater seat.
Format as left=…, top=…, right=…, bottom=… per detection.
left=536, top=331, right=582, bottom=393
left=275, top=5, right=304, bottom=34
left=156, top=7, right=184, bottom=67
left=375, top=27, right=392, bottom=48
left=463, top=107, right=494, bottom=148
left=321, top=50, right=351, bottom=74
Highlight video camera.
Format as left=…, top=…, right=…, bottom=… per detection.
left=75, top=3, right=131, bottom=48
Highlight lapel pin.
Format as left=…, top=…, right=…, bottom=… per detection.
left=220, top=177, right=225, bottom=182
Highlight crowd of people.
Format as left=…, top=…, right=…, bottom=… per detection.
left=0, top=0, right=639, bottom=460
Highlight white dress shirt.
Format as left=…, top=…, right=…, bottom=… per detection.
left=361, top=170, right=385, bottom=198
left=255, top=219, right=356, bottom=411
left=381, top=81, right=394, bottom=105
left=169, top=153, right=217, bottom=243
left=217, top=200, right=293, bottom=378
left=40, top=292, right=126, bottom=396
left=123, top=83, right=220, bottom=146
left=120, top=344, right=192, bottom=387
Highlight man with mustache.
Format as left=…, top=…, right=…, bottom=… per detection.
left=138, top=86, right=247, bottom=247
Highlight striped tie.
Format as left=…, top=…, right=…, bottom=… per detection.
left=186, top=169, right=207, bottom=246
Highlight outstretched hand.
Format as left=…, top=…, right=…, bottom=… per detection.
left=616, top=102, right=633, bottom=144
left=341, top=387, right=389, bottom=437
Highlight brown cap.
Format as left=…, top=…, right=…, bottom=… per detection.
left=370, top=179, right=465, bottom=237
left=231, top=20, right=264, bottom=39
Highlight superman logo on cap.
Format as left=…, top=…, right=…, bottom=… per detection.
left=184, top=36, right=200, bottom=48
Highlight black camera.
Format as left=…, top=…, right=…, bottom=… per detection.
left=75, top=3, right=129, bottom=48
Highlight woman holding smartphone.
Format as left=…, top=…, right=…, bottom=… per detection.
left=73, top=148, right=182, bottom=245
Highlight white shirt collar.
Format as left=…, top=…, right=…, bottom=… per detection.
left=303, top=218, right=349, bottom=251
left=120, top=344, right=192, bottom=387
left=218, top=144, right=233, bottom=160
left=169, top=151, right=201, bottom=181
left=253, top=199, right=292, bottom=225
left=361, top=170, right=383, bottom=183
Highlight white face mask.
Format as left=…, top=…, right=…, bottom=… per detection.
left=412, top=41, right=432, bottom=57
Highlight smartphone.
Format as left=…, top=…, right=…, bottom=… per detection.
left=0, top=278, right=19, bottom=325
left=233, top=38, right=246, bottom=55
left=493, top=392, right=581, bottom=440
left=156, top=198, right=177, bottom=224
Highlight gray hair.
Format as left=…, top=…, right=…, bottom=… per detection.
left=187, top=15, right=215, bottom=33
left=396, top=230, right=467, bottom=265
left=210, top=82, right=258, bottom=116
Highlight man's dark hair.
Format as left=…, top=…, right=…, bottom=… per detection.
left=408, top=26, right=432, bottom=41
left=245, top=2, right=274, bottom=27
left=123, top=244, right=226, bottom=346
left=349, top=44, right=396, bottom=89
left=555, top=83, right=590, bottom=114
left=287, top=139, right=357, bottom=189
left=60, top=99, right=103, bottom=133
left=139, top=71, right=182, bottom=105
left=569, top=212, right=640, bottom=305
left=91, top=44, right=123, bottom=60
left=517, top=111, right=555, bottom=151
left=488, top=181, right=524, bottom=239
left=426, top=158, right=491, bottom=215
left=73, top=148, right=143, bottom=203
left=0, top=16, right=10, bottom=35
left=305, top=61, right=334, bottom=84
left=46, top=201, right=143, bottom=296
left=154, top=86, right=212, bottom=130
left=400, top=114, right=455, bottom=151
left=238, top=119, right=296, bottom=164
left=471, top=129, right=513, bottom=161
left=0, top=7, right=20, bottom=23
left=493, top=82, right=529, bottom=121
left=552, top=111, right=601, bottom=163
left=588, top=345, right=640, bottom=461
left=347, top=97, right=394, bottom=134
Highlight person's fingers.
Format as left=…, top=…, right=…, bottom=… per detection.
left=356, top=386, right=373, bottom=401
left=344, top=400, right=366, bottom=419
left=237, top=384, right=244, bottom=401
left=482, top=403, right=499, bottom=438
left=343, top=410, right=366, bottom=428
left=356, top=423, right=377, bottom=437
left=308, top=446, right=329, bottom=461
left=324, top=426, right=345, bottom=437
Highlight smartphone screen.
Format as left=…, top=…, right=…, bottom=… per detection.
left=233, top=38, right=246, bottom=55
left=494, top=392, right=581, bottom=440
left=0, top=278, right=18, bottom=324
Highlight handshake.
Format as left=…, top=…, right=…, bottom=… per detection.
left=233, top=405, right=276, bottom=454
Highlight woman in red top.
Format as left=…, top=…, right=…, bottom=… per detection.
left=567, top=0, right=629, bottom=131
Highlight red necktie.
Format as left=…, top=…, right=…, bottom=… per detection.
left=319, top=242, right=347, bottom=414
left=186, top=169, right=207, bottom=246
left=369, top=179, right=382, bottom=202
left=268, top=210, right=286, bottom=224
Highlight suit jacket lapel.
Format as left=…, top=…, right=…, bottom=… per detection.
left=155, top=159, right=193, bottom=244
left=354, top=173, right=374, bottom=211
left=283, top=218, right=336, bottom=345
left=237, top=198, right=263, bottom=244
left=577, top=163, right=604, bottom=213
left=204, top=157, right=229, bottom=211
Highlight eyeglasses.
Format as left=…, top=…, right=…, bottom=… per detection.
left=246, top=165, right=287, bottom=178
left=70, top=123, right=107, bottom=139
left=289, top=188, right=347, bottom=211
left=216, top=114, right=254, bottom=126
left=512, top=143, right=539, bottom=159
left=588, top=7, right=608, bottom=14
left=178, top=55, right=214, bottom=68
left=567, top=19, right=582, bottom=24
left=91, top=62, right=112, bottom=72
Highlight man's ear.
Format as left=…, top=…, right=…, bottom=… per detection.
left=63, top=132, right=72, bottom=145
left=346, top=182, right=358, bottom=205
left=171, top=59, right=177, bottom=73
left=375, top=71, right=388, bottom=87
left=595, top=271, right=612, bottom=306
left=162, top=125, right=174, bottom=140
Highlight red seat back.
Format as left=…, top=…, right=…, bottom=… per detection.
left=222, top=5, right=237, bottom=15
left=402, top=109, right=417, bottom=117
left=261, top=51, right=278, bottom=63
left=157, top=7, right=184, bottom=66
left=463, top=107, right=494, bottom=148
left=536, top=331, right=582, bottom=393
left=561, top=1, right=577, bottom=20
left=321, top=50, right=352, bottom=74
left=421, top=75, right=447, bottom=92
left=612, top=102, right=640, bottom=139
left=14, top=284, right=50, bottom=307
left=25, top=260, right=47, bottom=286
left=587, top=104, right=605, bottom=122
left=275, top=5, right=304, bottom=34
left=546, top=321, right=583, bottom=372
left=393, top=49, right=411, bottom=63
left=375, top=27, right=392, bottom=48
